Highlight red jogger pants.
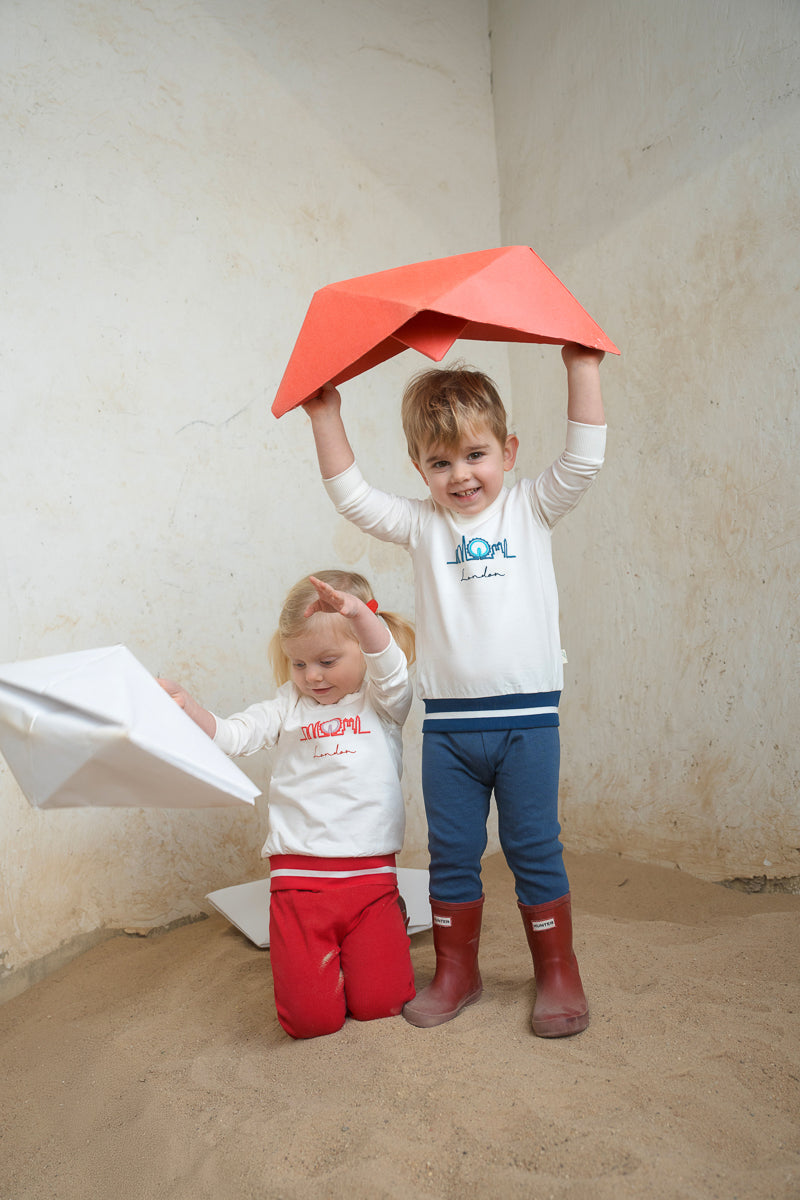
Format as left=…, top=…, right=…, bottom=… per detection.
left=269, top=882, right=415, bottom=1039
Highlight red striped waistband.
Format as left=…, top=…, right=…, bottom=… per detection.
left=268, top=853, right=398, bottom=891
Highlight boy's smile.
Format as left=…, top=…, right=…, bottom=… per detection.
left=414, top=423, right=518, bottom=516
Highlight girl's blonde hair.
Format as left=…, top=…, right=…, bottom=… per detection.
left=268, top=569, right=415, bottom=686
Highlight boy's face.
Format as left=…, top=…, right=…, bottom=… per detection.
left=413, top=422, right=519, bottom=517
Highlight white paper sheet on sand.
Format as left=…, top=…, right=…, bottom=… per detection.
left=0, top=644, right=260, bottom=809
left=206, top=867, right=433, bottom=947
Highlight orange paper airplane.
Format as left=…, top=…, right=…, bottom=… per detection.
left=272, top=245, right=619, bottom=416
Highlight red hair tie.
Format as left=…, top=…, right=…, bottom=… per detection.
left=366, top=598, right=379, bottom=613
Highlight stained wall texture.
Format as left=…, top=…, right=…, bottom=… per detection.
left=0, top=0, right=506, bottom=997
left=2, top=0, right=798, bottom=999
left=490, top=0, right=800, bottom=881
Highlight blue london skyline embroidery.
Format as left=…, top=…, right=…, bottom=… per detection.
left=447, top=535, right=516, bottom=565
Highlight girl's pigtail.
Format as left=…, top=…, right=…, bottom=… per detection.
left=377, top=610, right=416, bottom=667
left=268, top=629, right=291, bottom=687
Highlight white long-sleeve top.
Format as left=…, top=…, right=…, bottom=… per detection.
left=323, top=421, right=606, bottom=712
left=212, top=636, right=412, bottom=858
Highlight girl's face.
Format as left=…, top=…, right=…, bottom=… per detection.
left=283, top=620, right=365, bottom=706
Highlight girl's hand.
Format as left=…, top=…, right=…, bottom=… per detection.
left=158, top=677, right=191, bottom=708
left=302, top=382, right=341, bottom=420
left=157, top=677, right=217, bottom=738
left=304, top=576, right=390, bottom=655
left=304, top=575, right=362, bottom=620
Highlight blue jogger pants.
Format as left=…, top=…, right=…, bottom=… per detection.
left=421, top=725, right=569, bottom=906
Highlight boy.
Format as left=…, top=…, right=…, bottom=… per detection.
left=303, top=343, right=605, bottom=1036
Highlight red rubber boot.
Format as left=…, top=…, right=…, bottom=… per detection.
left=402, top=896, right=484, bottom=1028
left=519, top=893, right=589, bottom=1037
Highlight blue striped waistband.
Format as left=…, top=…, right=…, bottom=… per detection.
left=422, top=691, right=561, bottom=732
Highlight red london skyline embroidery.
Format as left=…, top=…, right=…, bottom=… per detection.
left=300, top=714, right=371, bottom=742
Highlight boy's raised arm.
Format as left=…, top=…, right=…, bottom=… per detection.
left=562, top=343, right=606, bottom=426
left=303, top=384, right=356, bottom=479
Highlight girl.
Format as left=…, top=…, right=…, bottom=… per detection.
left=160, top=571, right=416, bottom=1040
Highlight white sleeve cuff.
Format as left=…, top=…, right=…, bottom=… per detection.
left=323, top=461, right=366, bottom=506
left=565, top=419, right=607, bottom=461
left=362, top=634, right=407, bottom=680
left=211, top=714, right=234, bottom=755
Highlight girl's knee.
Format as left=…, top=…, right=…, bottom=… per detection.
left=274, top=978, right=347, bottom=1040
left=347, top=973, right=415, bottom=1023
left=279, top=1008, right=346, bottom=1040
left=347, top=995, right=407, bottom=1023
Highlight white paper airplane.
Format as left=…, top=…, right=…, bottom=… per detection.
left=0, top=644, right=260, bottom=809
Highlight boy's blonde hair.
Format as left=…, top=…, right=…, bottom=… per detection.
left=401, top=364, right=509, bottom=464
left=268, top=569, right=415, bottom=686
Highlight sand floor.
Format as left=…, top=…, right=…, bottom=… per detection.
left=2, top=850, right=799, bottom=1200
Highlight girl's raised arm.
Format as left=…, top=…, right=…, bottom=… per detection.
left=304, top=576, right=390, bottom=655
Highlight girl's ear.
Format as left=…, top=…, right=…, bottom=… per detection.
left=503, top=434, right=519, bottom=471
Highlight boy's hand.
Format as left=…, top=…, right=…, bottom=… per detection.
left=304, top=575, right=362, bottom=619
left=302, top=382, right=341, bottom=421
left=561, top=342, right=605, bottom=369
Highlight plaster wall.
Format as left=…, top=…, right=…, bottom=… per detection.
left=0, top=0, right=506, bottom=996
left=490, top=0, right=800, bottom=880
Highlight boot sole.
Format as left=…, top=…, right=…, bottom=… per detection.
left=402, top=987, right=483, bottom=1029
left=532, top=1009, right=589, bottom=1038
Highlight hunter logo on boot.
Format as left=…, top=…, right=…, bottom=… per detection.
left=433, top=915, right=452, bottom=927
left=532, top=918, right=556, bottom=932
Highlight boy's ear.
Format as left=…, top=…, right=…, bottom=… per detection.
left=412, top=460, right=429, bottom=486
left=503, top=434, right=519, bottom=472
